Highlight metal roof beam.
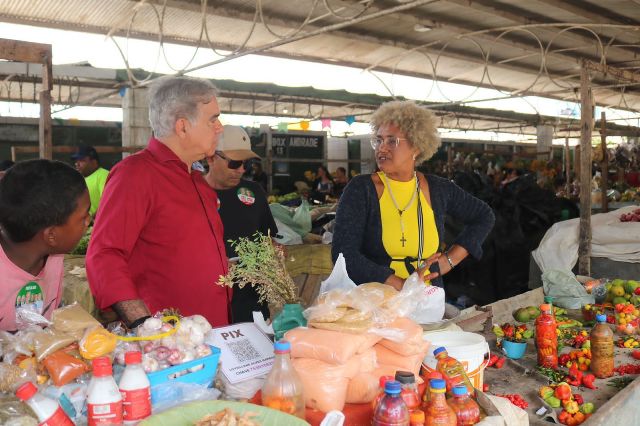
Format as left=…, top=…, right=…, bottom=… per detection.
left=533, top=0, right=640, bottom=26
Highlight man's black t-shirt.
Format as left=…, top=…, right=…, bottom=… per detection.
left=217, top=179, right=277, bottom=323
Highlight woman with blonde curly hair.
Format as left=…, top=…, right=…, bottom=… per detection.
left=332, top=101, right=494, bottom=290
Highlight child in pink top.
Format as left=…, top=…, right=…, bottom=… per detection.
left=0, top=160, right=90, bottom=331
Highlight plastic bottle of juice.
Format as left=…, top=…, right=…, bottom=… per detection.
left=590, top=313, right=614, bottom=378
left=395, top=371, right=421, bottom=413
left=424, top=379, right=456, bottom=426
left=261, top=340, right=305, bottom=420
left=447, top=385, right=480, bottom=425
left=372, top=380, right=410, bottom=426
left=373, top=376, right=396, bottom=412
left=410, top=409, right=425, bottom=426
left=535, top=304, right=558, bottom=368
left=433, top=347, right=474, bottom=397
left=422, top=371, right=444, bottom=407
left=16, top=382, right=74, bottom=426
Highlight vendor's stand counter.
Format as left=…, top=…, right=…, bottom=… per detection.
left=62, top=243, right=333, bottom=318
left=469, top=287, right=640, bottom=426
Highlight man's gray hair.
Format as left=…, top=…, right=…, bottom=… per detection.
left=148, top=76, right=218, bottom=139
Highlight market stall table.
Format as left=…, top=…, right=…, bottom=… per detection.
left=476, top=287, right=640, bottom=425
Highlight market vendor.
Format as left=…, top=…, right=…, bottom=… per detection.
left=203, top=125, right=278, bottom=323
left=0, top=160, right=90, bottom=331
left=71, top=145, right=110, bottom=217
left=332, top=100, right=494, bottom=290
left=86, top=76, right=231, bottom=328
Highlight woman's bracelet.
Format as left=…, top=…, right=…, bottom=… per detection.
left=444, top=251, right=455, bottom=270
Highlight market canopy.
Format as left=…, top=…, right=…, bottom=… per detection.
left=0, top=0, right=639, bottom=135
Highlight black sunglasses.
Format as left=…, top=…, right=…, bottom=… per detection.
left=215, top=152, right=254, bottom=170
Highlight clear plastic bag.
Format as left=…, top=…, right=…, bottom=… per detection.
left=51, top=303, right=100, bottom=340
left=42, top=347, right=89, bottom=387
left=78, top=326, right=118, bottom=360
left=33, top=329, right=75, bottom=361
left=151, top=382, right=221, bottom=413
left=0, top=363, right=36, bottom=393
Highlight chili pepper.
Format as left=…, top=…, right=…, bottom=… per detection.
left=502, top=324, right=515, bottom=338
left=558, top=410, right=570, bottom=423
left=494, top=356, right=506, bottom=369
left=487, top=353, right=499, bottom=367
left=482, top=383, right=489, bottom=392
left=632, top=350, right=640, bottom=360
left=607, top=377, right=633, bottom=389
left=559, top=353, right=571, bottom=367
left=581, top=374, right=597, bottom=389
left=614, top=363, right=640, bottom=375
left=492, top=325, right=505, bottom=337
left=573, top=393, right=584, bottom=405
left=537, top=366, right=566, bottom=383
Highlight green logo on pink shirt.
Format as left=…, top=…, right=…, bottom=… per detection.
left=15, top=281, right=44, bottom=314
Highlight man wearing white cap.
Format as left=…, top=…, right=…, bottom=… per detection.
left=204, top=125, right=277, bottom=323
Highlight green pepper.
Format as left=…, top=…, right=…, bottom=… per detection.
left=523, top=329, right=534, bottom=339
left=545, top=396, right=561, bottom=408
left=580, top=402, right=595, bottom=414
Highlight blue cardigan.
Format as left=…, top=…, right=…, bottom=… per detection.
left=331, top=173, right=495, bottom=286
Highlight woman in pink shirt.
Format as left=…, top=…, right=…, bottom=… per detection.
left=0, top=159, right=90, bottom=331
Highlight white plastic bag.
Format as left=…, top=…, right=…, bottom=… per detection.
left=273, top=218, right=303, bottom=245
left=404, top=273, right=446, bottom=324
left=319, top=253, right=356, bottom=294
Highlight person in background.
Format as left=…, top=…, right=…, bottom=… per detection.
left=332, top=100, right=494, bottom=290
left=333, top=166, right=349, bottom=198
left=250, top=162, right=269, bottom=192
left=0, top=160, right=14, bottom=180
left=312, top=165, right=334, bottom=203
left=0, top=160, right=90, bottom=331
left=204, top=125, right=278, bottom=323
left=71, top=145, right=110, bottom=217
left=86, top=76, right=230, bottom=328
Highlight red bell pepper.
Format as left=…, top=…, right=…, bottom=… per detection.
left=487, top=354, right=499, bottom=367
left=581, top=374, right=597, bottom=389
left=554, top=383, right=572, bottom=400
left=566, top=364, right=583, bottom=387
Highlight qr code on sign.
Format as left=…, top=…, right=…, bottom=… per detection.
left=227, top=338, right=261, bottom=363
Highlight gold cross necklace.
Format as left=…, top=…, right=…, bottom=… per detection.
left=382, top=172, right=418, bottom=247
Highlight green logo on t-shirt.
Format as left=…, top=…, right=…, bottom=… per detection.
left=237, top=187, right=256, bottom=206
left=15, top=281, right=44, bottom=313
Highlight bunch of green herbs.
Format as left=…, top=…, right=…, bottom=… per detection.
left=218, top=232, right=298, bottom=307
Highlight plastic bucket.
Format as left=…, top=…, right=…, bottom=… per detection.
left=422, top=331, right=490, bottom=390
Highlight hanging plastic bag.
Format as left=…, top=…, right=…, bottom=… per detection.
left=542, top=270, right=595, bottom=309
left=269, top=200, right=312, bottom=237
left=272, top=218, right=303, bottom=245
left=399, top=272, right=446, bottom=324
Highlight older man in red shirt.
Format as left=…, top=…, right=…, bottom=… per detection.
left=87, top=76, right=230, bottom=328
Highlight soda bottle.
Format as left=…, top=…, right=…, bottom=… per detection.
left=16, top=382, right=74, bottom=426
left=373, top=375, right=396, bottom=412
left=447, top=385, right=480, bottom=425
left=424, top=379, right=456, bottom=426
left=372, top=380, right=410, bottom=426
left=119, top=351, right=152, bottom=424
left=410, top=409, right=425, bottom=426
left=590, top=313, right=614, bottom=378
left=87, top=357, right=123, bottom=426
left=422, top=371, right=444, bottom=407
left=395, top=371, right=420, bottom=413
left=535, top=304, right=558, bottom=368
left=433, top=347, right=474, bottom=397
left=262, top=340, right=305, bottom=420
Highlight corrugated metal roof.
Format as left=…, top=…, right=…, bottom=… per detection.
left=1, top=0, right=639, bottom=121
